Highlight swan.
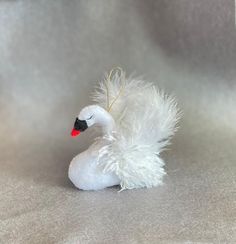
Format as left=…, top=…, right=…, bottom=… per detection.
left=68, top=68, right=181, bottom=191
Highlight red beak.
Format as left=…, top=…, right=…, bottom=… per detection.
left=71, top=128, right=81, bottom=137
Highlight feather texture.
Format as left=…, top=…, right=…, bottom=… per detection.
left=91, top=69, right=181, bottom=190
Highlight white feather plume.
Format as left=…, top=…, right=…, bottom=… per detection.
left=92, top=68, right=181, bottom=190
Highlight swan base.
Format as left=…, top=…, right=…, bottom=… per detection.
left=68, top=151, right=120, bottom=191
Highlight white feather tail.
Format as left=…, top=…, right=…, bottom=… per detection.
left=92, top=69, right=181, bottom=190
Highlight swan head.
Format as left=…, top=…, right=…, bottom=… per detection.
left=71, top=105, right=114, bottom=137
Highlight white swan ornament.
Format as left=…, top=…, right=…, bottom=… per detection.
left=68, top=69, right=181, bottom=191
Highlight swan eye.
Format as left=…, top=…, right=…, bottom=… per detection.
left=87, top=115, right=93, bottom=120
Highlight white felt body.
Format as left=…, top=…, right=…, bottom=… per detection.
left=68, top=145, right=120, bottom=190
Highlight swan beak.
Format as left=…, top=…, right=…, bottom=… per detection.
left=71, top=128, right=80, bottom=137
left=71, top=118, right=88, bottom=137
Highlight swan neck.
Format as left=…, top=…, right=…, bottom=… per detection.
left=97, top=111, right=115, bottom=136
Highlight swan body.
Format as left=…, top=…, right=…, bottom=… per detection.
left=69, top=69, right=181, bottom=191
left=69, top=139, right=120, bottom=190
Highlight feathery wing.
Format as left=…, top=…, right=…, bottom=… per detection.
left=92, top=69, right=181, bottom=190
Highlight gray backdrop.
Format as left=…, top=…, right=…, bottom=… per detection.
left=0, top=0, right=235, bottom=243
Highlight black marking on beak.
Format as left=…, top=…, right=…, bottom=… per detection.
left=74, top=118, right=88, bottom=132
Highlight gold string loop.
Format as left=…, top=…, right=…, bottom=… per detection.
left=104, top=67, right=125, bottom=112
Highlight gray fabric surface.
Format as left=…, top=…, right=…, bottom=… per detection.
left=0, top=0, right=235, bottom=243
